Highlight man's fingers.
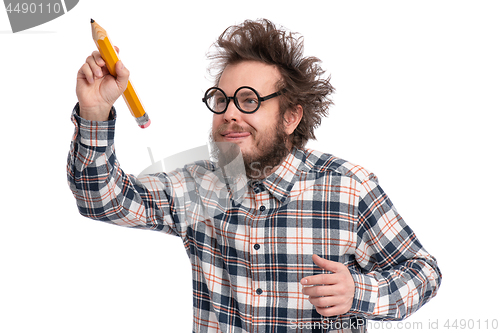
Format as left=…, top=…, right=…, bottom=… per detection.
left=91, top=50, right=106, bottom=67
left=303, top=283, right=348, bottom=297
left=78, top=62, right=94, bottom=84
left=307, top=294, right=347, bottom=308
left=315, top=304, right=348, bottom=317
left=86, top=52, right=104, bottom=78
left=302, top=284, right=333, bottom=297
left=300, top=255, right=355, bottom=317
left=307, top=294, right=353, bottom=317
left=301, top=273, right=340, bottom=287
left=308, top=296, right=334, bottom=308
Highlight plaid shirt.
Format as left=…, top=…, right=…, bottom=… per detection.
left=67, top=104, right=441, bottom=333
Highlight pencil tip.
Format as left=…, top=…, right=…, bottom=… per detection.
left=90, top=18, right=94, bottom=23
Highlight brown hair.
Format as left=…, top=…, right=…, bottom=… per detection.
left=208, top=19, right=334, bottom=148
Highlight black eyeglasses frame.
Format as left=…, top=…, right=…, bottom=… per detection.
left=202, top=86, right=282, bottom=114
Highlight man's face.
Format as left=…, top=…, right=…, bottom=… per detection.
left=211, top=61, right=289, bottom=178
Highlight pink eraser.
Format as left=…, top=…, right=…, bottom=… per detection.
left=139, top=119, right=151, bottom=129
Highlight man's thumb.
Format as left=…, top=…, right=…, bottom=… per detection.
left=115, top=60, right=129, bottom=91
left=312, top=254, right=339, bottom=272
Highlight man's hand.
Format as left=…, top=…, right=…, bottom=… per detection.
left=76, top=47, right=130, bottom=121
left=300, top=254, right=355, bottom=317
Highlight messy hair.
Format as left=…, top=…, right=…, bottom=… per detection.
left=208, top=19, right=334, bottom=148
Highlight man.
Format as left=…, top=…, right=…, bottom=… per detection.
left=68, top=19, right=441, bottom=332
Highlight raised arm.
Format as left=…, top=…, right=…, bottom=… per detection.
left=67, top=50, right=185, bottom=237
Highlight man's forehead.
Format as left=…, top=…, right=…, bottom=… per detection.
left=219, top=61, right=281, bottom=93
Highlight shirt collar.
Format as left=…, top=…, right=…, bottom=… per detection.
left=261, top=147, right=310, bottom=203
left=213, top=147, right=311, bottom=204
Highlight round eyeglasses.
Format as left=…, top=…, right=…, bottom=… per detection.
left=202, top=86, right=281, bottom=114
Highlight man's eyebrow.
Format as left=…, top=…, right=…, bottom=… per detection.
left=237, top=90, right=255, bottom=97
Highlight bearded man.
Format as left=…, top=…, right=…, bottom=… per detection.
left=68, top=19, right=441, bottom=333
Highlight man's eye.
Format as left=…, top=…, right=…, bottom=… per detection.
left=243, top=98, right=257, bottom=104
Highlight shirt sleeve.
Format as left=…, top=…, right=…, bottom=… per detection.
left=348, top=173, right=442, bottom=320
left=66, top=103, right=184, bottom=237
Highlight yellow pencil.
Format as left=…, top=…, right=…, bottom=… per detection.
left=90, top=19, right=151, bottom=129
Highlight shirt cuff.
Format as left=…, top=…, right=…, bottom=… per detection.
left=348, top=269, right=378, bottom=315
left=71, top=103, right=116, bottom=147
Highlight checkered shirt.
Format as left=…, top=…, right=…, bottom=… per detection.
left=67, top=104, right=441, bottom=333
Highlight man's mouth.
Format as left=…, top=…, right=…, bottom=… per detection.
left=220, top=131, right=252, bottom=140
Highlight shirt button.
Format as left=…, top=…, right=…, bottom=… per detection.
left=256, top=288, right=263, bottom=295
left=259, top=206, right=266, bottom=211
left=254, top=244, right=260, bottom=250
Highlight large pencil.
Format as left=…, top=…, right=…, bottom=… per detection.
left=90, top=19, right=151, bottom=129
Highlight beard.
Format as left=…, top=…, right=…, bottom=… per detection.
left=210, top=121, right=290, bottom=180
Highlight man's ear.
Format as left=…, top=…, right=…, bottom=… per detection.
left=283, top=105, right=303, bottom=135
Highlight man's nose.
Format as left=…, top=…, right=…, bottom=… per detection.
left=223, top=98, right=241, bottom=122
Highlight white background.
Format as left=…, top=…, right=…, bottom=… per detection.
left=1, top=1, right=499, bottom=332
